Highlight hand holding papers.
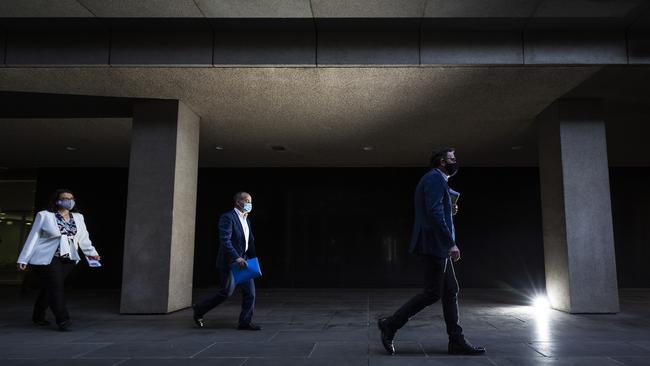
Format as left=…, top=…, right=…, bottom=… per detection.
left=449, top=189, right=460, bottom=206
left=86, top=256, right=102, bottom=268
left=231, top=257, right=262, bottom=285
left=450, top=189, right=460, bottom=216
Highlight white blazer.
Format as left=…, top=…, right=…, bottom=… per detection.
left=17, top=210, right=99, bottom=265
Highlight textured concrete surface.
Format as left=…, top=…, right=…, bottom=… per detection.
left=423, top=0, right=538, bottom=18
left=420, top=28, right=523, bottom=64
left=109, top=20, right=213, bottom=66
left=0, top=118, right=132, bottom=167
left=79, top=0, right=205, bottom=18
left=196, top=0, right=313, bottom=18
left=0, top=66, right=600, bottom=167
left=524, top=30, right=628, bottom=65
left=168, top=102, right=201, bottom=312
left=211, top=19, right=316, bottom=65
left=121, top=100, right=200, bottom=314
left=537, top=99, right=619, bottom=313
left=316, top=20, right=420, bottom=65
left=537, top=104, right=571, bottom=312
left=312, top=0, right=426, bottom=18
left=0, top=0, right=94, bottom=18
left=0, top=0, right=646, bottom=19
left=1, top=288, right=649, bottom=365
left=4, top=21, right=111, bottom=66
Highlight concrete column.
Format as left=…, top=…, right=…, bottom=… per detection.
left=537, top=99, right=619, bottom=313
left=120, top=100, right=200, bottom=314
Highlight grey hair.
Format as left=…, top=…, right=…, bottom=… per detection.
left=233, top=191, right=250, bottom=203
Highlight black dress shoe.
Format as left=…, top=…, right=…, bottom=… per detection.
left=448, top=339, right=486, bottom=355
left=192, top=306, right=205, bottom=328
left=237, top=323, right=262, bottom=331
left=57, top=320, right=71, bottom=331
left=193, top=316, right=205, bottom=328
left=33, top=318, right=51, bottom=326
left=377, top=318, right=396, bottom=355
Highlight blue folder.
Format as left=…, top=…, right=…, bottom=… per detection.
left=230, top=257, right=262, bottom=285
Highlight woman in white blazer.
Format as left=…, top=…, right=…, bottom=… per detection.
left=16, top=188, right=100, bottom=331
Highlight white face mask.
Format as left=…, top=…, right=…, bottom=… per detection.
left=57, top=199, right=75, bottom=210
left=243, top=202, right=252, bottom=213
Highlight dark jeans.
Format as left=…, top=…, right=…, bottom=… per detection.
left=31, top=256, right=75, bottom=324
left=388, top=255, right=463, bottom=341
left=194, top=269, right=256, bottom=326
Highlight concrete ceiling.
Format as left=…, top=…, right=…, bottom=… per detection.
left=0, top=118, right=131, bottom=167
left=0, top=66, right=614, bottom=168
left=0, top=0, right=647, bottom=19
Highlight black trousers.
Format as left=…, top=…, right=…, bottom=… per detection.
left=31, top=257, right=75, bottom=324
left=193, top=269, right=256, bottom=326
left=388, top=255, right=463, bottom=341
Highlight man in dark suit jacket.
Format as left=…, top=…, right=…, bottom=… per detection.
left=192, top=192, right=261, bottom=330
left=378, top=148, right=485, bottom=355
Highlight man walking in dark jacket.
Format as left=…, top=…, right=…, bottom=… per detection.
left=192, top=192, right=261, bottom=331
left=378, top=148, right=485, bottom=355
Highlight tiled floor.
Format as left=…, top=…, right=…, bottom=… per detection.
left=1, top=287, right=649, bottom=365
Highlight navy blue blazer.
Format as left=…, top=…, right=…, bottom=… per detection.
left=216, top=209, right=256, bottom=269
left=409, top=168, right=456, bottom=258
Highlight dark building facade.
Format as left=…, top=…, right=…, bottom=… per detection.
left=1, top=0, right=650, bottom=314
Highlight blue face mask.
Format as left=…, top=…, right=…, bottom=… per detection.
left=57, top=199, right=75, bottom=210
left=243, top=202, right=252, bottom=213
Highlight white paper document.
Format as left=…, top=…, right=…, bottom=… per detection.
left=86, top=257, right=102, bottom=268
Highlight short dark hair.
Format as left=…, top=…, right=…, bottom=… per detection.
left=429, top=147, right=455, bottom=168
left=233, top=191, right=250, bottom=204
left=47, top=188, right=78, bottom=212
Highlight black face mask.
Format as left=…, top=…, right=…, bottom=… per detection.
left=445, top=162, right=459, bottom=177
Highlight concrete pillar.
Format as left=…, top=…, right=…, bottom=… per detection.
left=537, top=99, right=619, bottom=313
left=120, top=100, right=200, bottom=314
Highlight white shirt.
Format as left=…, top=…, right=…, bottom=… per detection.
left=234, top=208, right=250, bottom=252
left=436, top=168, right=449, bottom=182
left=436, top=169, right=456, bottom=241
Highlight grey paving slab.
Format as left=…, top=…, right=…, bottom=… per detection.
left=420, top=341, right=543, bottom=357
left=169, top=329, right=278, bottom=343
left=612, top=357, right=650, bottom=366
left=194, top=342, right=315, bottom=358
left=118, top=359, right=245, bottom=366
left=369, top=342, right=426, bottom=357
left=309, top=341, right=368, bottom=358
left=322, top=323, right=369, bottom=330
left=80, top=341, right=216, bottom=358
left=0, top=361, right=123, bottom=366
left=632, top=341, right=650, bottom=351
left=271, top=329, right=369, bottom=342
left=0, top=327, right=100, bottom=344
left=369, top=357, right=495, bottom=365
left=558, top=330, right=650, bottom=342
left=529, top=341, right=650, bottom=357
left=0, top=343, right=111, bottom=359
left=489, top=357, right=627, bottom=366
left=368, top=327, right=449, bottom=343
left=0, top=288, right=649, bottom=363
left=244, top=359, right=367, bottom=366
